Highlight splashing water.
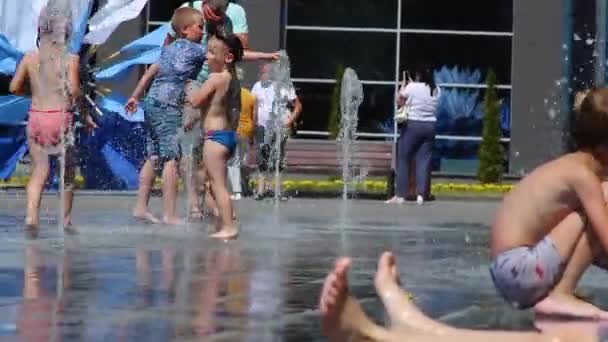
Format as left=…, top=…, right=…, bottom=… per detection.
left=268, top=51, right=292, bottom=202
left=181, top=82, right=202, bottom=222
left=338, top=68, right=364, bottom=200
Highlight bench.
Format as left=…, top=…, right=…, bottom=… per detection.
left=245, top=138, right=430, bottom=198
left=284, top=139, right=394, bottom=177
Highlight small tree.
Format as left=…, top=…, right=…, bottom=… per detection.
left=328, top=65, right=345, bottom=139
left=477, top=69, right=504, bottom=183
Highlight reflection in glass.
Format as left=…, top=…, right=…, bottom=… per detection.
left=287, top=0, right=398, bottom=28
left=401, top=0, right=513, bottom=32
left=433, top=141, right=510, bottom=174
left=287, top=30, right=396, bottom=81
left=400, top=33, right=512, bottom=84
left=292, top=83, right=395, bottom=133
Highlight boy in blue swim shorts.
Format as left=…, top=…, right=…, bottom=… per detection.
left=490, top=88, right=608, bottom=321
left=125, top=7, right=205, bottom=225
left=187, top=32, right=243, bottom=240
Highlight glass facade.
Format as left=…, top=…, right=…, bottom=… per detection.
left=285, top=0, right=513, bottom=174
left=145, top=0, right=514, bottom=174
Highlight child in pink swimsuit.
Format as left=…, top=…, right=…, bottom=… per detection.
left=9, top=7, right=94, bottom=232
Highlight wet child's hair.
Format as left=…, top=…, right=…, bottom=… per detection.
left=572, top=88, right=608, bottom=149
left=36, top=6, right=73, bottom=47
left=212, top=32, right=244, bottom=66
left=171, top=7, right=202, bottom=38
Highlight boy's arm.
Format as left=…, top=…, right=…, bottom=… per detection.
left=130, top=63, right=160, bottom=100
left=189, top=73, right=222, bottom=108
left=574, top=171, right=608, bottom=250
left=243, top=49, right=280, bottom=61
left=9, top=54, right=30, bottom=96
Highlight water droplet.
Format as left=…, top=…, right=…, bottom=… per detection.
left=586, top=38, right=595, bottom=46
left=548, top=108, right=557, bottom=119
left=464, top=233, right=471, bottom=244
left=574, top=33, right=582, bottom=41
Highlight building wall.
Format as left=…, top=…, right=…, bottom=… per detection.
left=240, top=0, right=282, bottom=87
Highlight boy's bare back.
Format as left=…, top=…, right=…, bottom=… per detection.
left=492, top=152, right=603, bottom=256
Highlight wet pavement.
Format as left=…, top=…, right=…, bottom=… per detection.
left=1, top=193, right=608, bottom=341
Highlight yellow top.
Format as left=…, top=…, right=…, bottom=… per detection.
left=238, top=88, right=255, bottom=139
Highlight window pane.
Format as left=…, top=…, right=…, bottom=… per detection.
left=150, top=0, right=184, bottom=22
left=436, top=88, right=511, bottom=138
left=287, top=31, right=396, bottom=81
left=287, top=0, right=397, bottom=28
left=400, top=34, right=512, bottom=84
left=293, top=83, right=396, bottom=133
left=433, top=141, right=510, bottom=174
left=402, top=0, right=513, bottom=32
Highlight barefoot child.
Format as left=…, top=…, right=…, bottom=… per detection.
left=320, top=252, right=598, bottom=342
left=188, top=32, right=243, bottom=239
left=490, top=88, right=608, bottom=319
left=10, top=9, right=82, bottom=231
left=125, top=7, right=205, bottom=224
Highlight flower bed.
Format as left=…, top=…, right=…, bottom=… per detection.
left=1, top=176, right=514, bottom=197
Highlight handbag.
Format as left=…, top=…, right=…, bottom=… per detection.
left=394, top=103, right=409, bottom=124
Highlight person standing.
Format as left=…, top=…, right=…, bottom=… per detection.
left=386, top=65, right=440, bottom=205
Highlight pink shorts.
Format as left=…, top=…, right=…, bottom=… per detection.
left=27, top=109, right=74, bottom=147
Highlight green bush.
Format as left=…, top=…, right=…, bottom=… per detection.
left=477, top=70, right=505, bottom=183
left=328, top=65, right=345, bottom=139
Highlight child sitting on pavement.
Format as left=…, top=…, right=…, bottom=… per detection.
left=490, top=88, right=608, bottom=320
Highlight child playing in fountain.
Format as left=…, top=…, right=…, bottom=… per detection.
left=125, top=7, right=205, bottom=225
left=488, top=88, right=608, bottom=320
left=187, top=32, right=243, bottom=239
left=9, top=8, right=88, bottom=232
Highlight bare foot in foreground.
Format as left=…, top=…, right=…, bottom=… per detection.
left=133, top=210, right=161, bottom=224
left=535, top=293, right=608, bottom=320
left=374, top=252, right=449, bottom=335
left=319, top=258, right=374, bottom=342
left=210, top=225, right=239, bottom=240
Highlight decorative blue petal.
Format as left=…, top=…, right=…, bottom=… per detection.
left=97, top=93, right=144, bottom=122
left=95, top=47, right=160, bottom=81
left=0, top=95, right=30, bottom=125
left=0, top=34, right=24, bottom=75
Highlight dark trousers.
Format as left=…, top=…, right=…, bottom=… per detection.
left=396, top=120, right=435, bottom=198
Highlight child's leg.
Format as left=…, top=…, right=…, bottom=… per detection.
left=533, top=183, right=608, bottom=319
left=25, top=140, right=50, bottom=228
left=534, top=210, right=608, bottom=319
left=189, top=143, right=204, bottom=218
left=204, top=141, right=237, bottom=239
left=61, top=145, right=76, bottom=229
left=133, top=158, right=160, bottom=224
left=320, top=256, right=595, bottom=342
left=161, top=159, right=182, bottom=225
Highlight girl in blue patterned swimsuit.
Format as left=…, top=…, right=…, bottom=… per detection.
left=125, top=7, right=205, bottom=225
